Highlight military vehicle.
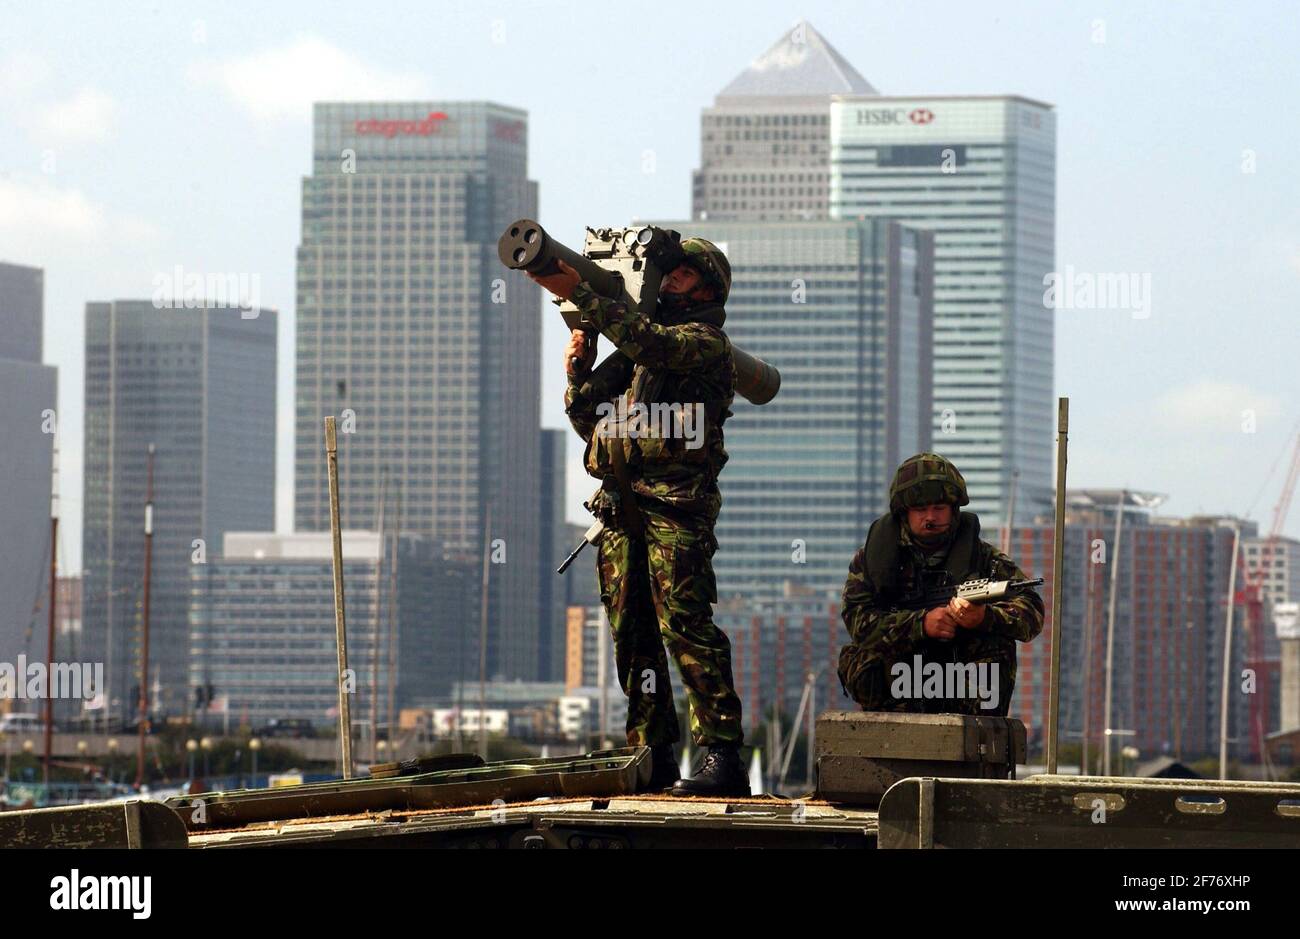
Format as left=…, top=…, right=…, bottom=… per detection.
left=5, top=710, right=1299, bottom=849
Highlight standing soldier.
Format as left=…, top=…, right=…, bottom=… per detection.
left=837, top=453, right=1044, bottom=716
left=528, top=240, right=749, bottom=796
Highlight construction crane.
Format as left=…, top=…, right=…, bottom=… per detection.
left=1239, top=429, right=1300, bottom=760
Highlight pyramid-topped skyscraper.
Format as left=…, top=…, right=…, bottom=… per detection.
left=716, top=19, right=876, bottom=101
left=692, top=20, right=876, bottom=221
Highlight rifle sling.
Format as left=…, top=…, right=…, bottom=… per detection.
left=607, top=435, right=645, bottom=537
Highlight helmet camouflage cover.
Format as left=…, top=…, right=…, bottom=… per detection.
left=680, top=237, right=731, bottom=304
left=889, top=452, right=970, bottom=514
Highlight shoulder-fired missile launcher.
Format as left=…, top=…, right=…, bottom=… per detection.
left=498, top=219, right=780, bottom=406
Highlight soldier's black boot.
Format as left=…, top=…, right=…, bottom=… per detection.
left=645, top=744, right=679, bottom=791
left=671, top=744, right=750, bottom=797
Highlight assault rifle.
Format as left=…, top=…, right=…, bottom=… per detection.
left=895, top=577, right=1044, bottom=611
left=557, top=519, right=605, bottom=574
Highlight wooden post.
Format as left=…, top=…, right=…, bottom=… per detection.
left=325, top=418, right=353, bottom=779
left=1046, top=399, right=1067, bottom=774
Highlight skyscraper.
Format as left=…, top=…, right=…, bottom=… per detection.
left=82, top=302, right=276, bottom=723
left=692, top=20, right=875, bottom=222
left=0, top=261, right=44, bottom=363
left=696, top=24, right=1056, bottom=527
left=293, top=102, right=542, bottom=682
left=830, top=94, right=1057, bottom=524
left=0, top=262, right=56, bottom=666
left=650, top=218, right=933, bottom=602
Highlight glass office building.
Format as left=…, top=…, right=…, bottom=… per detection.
left=82, top=302, right=277, bottom=722
left=189, top=531, right=476, bottom=726
left=648, top=218, right=934, bottom=602
left=0, top=262, right=56, bottom=668
left=830, top=95, right=1057, bottom=525
left=294, top=102, right=543, bottom=681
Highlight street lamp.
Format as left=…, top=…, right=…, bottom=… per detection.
left=1104, top=728, right=1136, bottom=775
left=249, top=737, right=261, bottom=783
left=186, top=738, right=198, bottom=779
left=200, top=737, right=212, bottom=778
left=107, top=737, right=119, bottom=784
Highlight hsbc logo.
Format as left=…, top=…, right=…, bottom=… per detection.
left=856, top=107, right=937, bottom=126
left=354, top=111, right=450, bottom=137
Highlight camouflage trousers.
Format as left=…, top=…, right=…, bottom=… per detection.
left=838, top=634, right=1017, bottom=717
left=595, top=501, right=743, bottom=747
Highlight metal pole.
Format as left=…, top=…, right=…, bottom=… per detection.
left=1001, top=470, right=1019, bottom=554
left=1046, top=399, right=1068, bottom=773
left=136, top=444, right=154, bottom=789
left=372, top=470, right=386, bottom=766
left=779, top=672, right=814, bottom=787
left=1081, top=540, right=1095, bottom=774
left=324, top=418, right=354, bottom=779
left=1219, top=524, right=1241, bottom=780
left=1102, top=489, right=1125, bottom=776
left=770, top=702, right=783, bottom=787
left=806, top=671, right=816, bottom=788
left=597, top=606, right=609, bottom=748
left=43, top=441, right=58, bottom=788
left=477, top=502, right=492, bottom=759
left=455, top=543, right=465, bottom=754
left=387, top=486, right=400, bottom=759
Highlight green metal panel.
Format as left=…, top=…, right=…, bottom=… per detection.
left=166, top=747, right=651, bottom=832
left=0, top=800, right=189, bottom=849
left=189, top=796, right=879, bottom=849
left=878, top=776, right=1300, bottom=848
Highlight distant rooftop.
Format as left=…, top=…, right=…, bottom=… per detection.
left=223, top=530, right=382, bottom=561
left=716, top=19, right=877, bottom=102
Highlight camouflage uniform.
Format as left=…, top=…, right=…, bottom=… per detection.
left=564, top=239, right=744, bottom=748
left=836, top=454, right=1044, bottom=716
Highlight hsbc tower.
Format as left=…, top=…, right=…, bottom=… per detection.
left=830, top=95, right=1057, bottom=525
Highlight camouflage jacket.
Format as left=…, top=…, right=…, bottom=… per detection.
left=564, top=280, right=735, bottom=519
left=840, top=519, right=1044, bottom=666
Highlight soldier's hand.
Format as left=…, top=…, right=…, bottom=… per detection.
left=923, top=606, right=959, bottom=641
left=528, top=258, right=582, bottom=301
left=949, top=596, right=987, bottom=630
left=565, top=329, right=596, bottom=378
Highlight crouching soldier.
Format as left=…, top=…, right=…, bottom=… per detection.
left=837, top=453, right=1044, bottom=716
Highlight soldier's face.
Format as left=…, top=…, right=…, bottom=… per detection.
left=906, top=503, right=954, bottom=540
left=662, top=264, right=713, bottom=300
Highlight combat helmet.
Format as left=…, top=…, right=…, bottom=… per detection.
left=680, top=237, right=732, bottom=304
left=889, top=452, right=969, bottom=515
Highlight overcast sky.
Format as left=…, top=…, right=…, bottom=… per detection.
left=2, top=0, right=1297, bottom=573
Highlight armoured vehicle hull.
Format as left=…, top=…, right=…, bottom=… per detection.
left=4, top=716, right=1300, bottom=848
